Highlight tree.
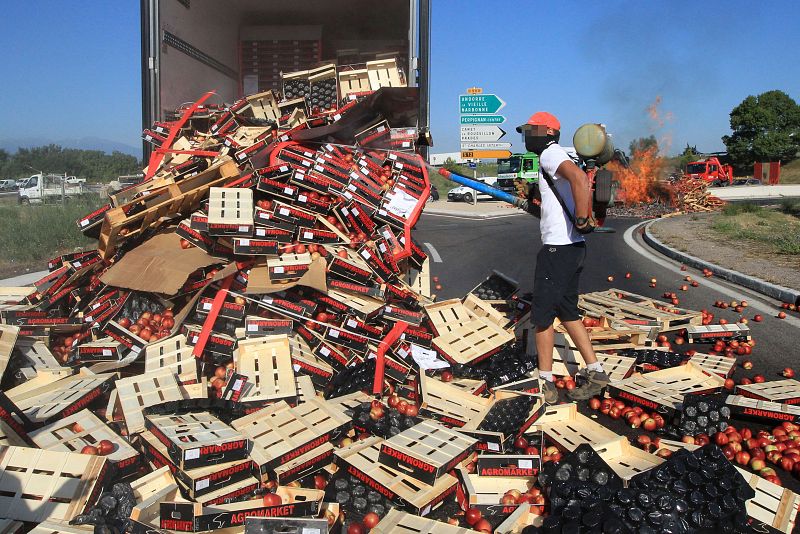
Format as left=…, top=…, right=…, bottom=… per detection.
left=722, top=90, right=800, bottom=166
left=442, top=157, right=460, bottom=172
left=629, top=136, right=658, bottom=156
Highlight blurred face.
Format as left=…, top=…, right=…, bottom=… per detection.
left=519, top=125, right=559, bottom=155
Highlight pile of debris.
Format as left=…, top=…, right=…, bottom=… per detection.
left=0, top=59, right=798, bottom=534
left=672, top=177, right=726, bottom=212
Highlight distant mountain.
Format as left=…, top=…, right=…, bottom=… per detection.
left=0, top=137, right=142, bottom=158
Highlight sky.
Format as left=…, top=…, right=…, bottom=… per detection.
left=0, top=1, right=798, bottom=158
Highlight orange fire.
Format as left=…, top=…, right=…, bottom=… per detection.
left=646, top=96, right=674, bottom=129
left=608, top=145, right=667, bottom=205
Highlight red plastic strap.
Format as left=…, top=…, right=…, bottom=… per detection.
left=192, top=274, right=233, bottom=359
left=144, top=91, right=216, bottom=181
left=372, top=321, right=409, bottom=396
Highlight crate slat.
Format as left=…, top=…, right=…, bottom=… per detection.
left=689, top=352, right=737, bottom=378
left=424, top=299, right=476, bottom=335
left=548, top=347, right=637, bottom=383
left=432, top=319, right=514, bottom=365
left=579, top=288, right=702, bottom=332
left=14, top=339, right=64, bottom=371
left=0, top=446, right=108, bottom=523
left=116, top=369, right=184, bottom=434
left=0, top=325, right=19, bottom=380
left=129, top=466, right=186, bottom=528
left=458, top=466, right=532, bottom=507
left=494, top=503, right=544, bottom=534
left=536, top=404, right=620, bottom=452
left=9, top=372, right=114, bottom=425
left=372, top=508, right=482, bottom=534
left=235, top=335, right=297, bottom=404
left=736, top=379, right=800, bottom=405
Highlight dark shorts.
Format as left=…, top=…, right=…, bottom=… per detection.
left=532, top=242, right=587, bottom=329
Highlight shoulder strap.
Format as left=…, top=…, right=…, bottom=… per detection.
left=540, top=167, right=578, bottom=227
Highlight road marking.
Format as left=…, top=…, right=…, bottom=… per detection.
left=424, top=243, right=443, bottom=263
left=423, top=212, right=524, bottom=221
left=623, top=221, right=800, bottom=329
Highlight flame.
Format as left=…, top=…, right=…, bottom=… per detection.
left=608, top=145, right=668, bottom=205
left=646, top=96, right=674, bottom=130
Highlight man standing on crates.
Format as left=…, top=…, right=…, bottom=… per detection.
left=517, top=112, right=608, bottom=404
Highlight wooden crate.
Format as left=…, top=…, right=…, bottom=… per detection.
left=736, top=379, right=800, bottom=405
left=449, top=378, right=488, bottom=396
left=29, top=408, right=139, bottom=470
left=432, top=319, right=514, bottom=365
left=116, top=368, right=184, bottom=434
left=458, top=466, right=532, bottom=510
left=129, top=466, right=186, bottom=529
left=379, top=420, right=477, bottom=485
left=494, top=503, right=544, bottom=534
left=549, top=347, right=637, bottom=383
left=0, top=286, right=35, bottom=306
left=607, top=362, right=725, bottom=416
left=207, top=186, right=254, bottom=236
left=246, top=90, right=280, bottom=122
left=0, top=325, right=19, bottom=380
left=144, top=412, right=247, bottom=469
left=419, top=373, right=492, bottom=427
left=535, top=403, right=620, bottom=451
left=372, top=508, right=481, bottom=534
left=338, top=68, right=370, bottom=98
left=232, top=397, right=350, bottom=473
left=267, top=253, right=312, bottom=282
left=0, top=420, right=27, bottom=447
left=144, top=344, right=198, bottom=381
left=0, top=446, right=109, bottom=523
left=403, top=258, right=433, bottom=302
left=579, top=288, right=702, bottom=332
left=144, top=334, right=188, bottom=361
left=326, top=289, right=384, bottom=318
left=554, top=322, right=649, bottom=351
left=366, top=58, right=406, bottom=89
left=28, top=522, right=92, bottom=534
left=424, top=299, right=475, bottom=335
left=725, top=394, right=800, bottom=425
left=8, top=371, right=115, bottom=425
left=689, top=351, right=737, bottom=378
left=235, top=335, right=297, bottom=404
left=334, top=436, right=459, bottom=515
left=686, top=323, right=751, bottom=343
left=14, top=339, right=63, bottom=371
left=463, top=293, right=508, bottom=329
left=736, top=467, right=800, bottom=533
left=98, top=158, right=240, bottom=259
left=592, top=437, right=663, bottom=483
left=294, top=374, right=316, bottom=405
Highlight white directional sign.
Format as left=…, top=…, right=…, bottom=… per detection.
left=460, top=142, right=512, bottom=150
left=460, top=125, right=506, bottom=143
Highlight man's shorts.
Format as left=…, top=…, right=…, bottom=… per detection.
left=532, top=242, right=587, bottom=329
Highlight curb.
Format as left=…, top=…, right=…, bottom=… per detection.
left=642, top=221, right=800, bottom=306
left=423, top=205, right=524, bottom=219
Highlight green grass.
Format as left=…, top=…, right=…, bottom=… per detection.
left=779, top=199, right=800, bottom=217
left=0, top=196, right=103, bottom=276
left=780, top=159, right=800, bottom=184
left=711, top=206, right=800, bottom=256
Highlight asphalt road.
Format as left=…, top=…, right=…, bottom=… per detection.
left=417, top=211, right=800, bottom=494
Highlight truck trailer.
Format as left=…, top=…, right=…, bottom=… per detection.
left=140, top=0, right=430, bottom=158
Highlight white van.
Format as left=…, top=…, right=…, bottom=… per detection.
left=447, top=176, right=498, bottom=203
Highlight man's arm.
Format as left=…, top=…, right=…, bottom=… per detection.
left=555, top=159, right=591, bottom=220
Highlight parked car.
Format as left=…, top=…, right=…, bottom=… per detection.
left=0, top=179, right=17, bottom=191
left=447, top=177, right=498, bottom=203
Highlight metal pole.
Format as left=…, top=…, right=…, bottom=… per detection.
left=472, top=168, right=477, bottom=205
left=61, top=173, right=66, bottom=205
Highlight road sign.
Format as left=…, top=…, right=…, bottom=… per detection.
left=459, top=94, right=506, bottom=114
left=461, top=150, right=512, bottom=159
left=468, top=162, right=477, bottom=169
left=460, top=125, right=506, bottom=143
left=460, top=115, right=506, bottom=125
left=460, top=142, right=512, bottom=150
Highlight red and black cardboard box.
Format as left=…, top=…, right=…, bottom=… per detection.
left=176, top=221, right=233, bottom=256
left=328, top=278, right=384, bottom=300
left=73, top=339, right=124, bottom=362
left=195, top=297, right=246, bottom=322
left=313, top=341, right=350, bottom=372
left=0, top=391, right=34, bottom=442
left=244, top=517, right=331, bottom=534
left=322, top=327, right=368, bottom=352
left=293, top=191, right=330, bottom=215
left=253, top=208, right=297, bottom=235
left=328, top=256, right=376, bottom=286
left=355, top=121, right=391, bottom=148
left=272, top=202, right=316, bottom=228
left=357, top=245, right=394, bottom=283
left=190, top=212, right=209, bottom=232
left=476, top=454, right=541, bottom=478
left=273, top=442, right=335, bottom=485
left=400, top=326, right=433, bottom=348
left=296, top=227, right=343, bottom=245
left=725, top=394, right=800, bottom=425
left=335, top=202, right=375, bottom=236
left=243, top=317, right=294, bottom=337
left=159, top=487, right=323, bottom=532
left=76, top=203, right=112, bottom=235
left=257, top=175, right=299, bottom=202
left=459, top=429, right=506, bottom=455
left=494, top=376, right=541, bottom=396
left=291, top=354, right=333, bottom=390
left=140, top=430, right=254, bottom=499
left=183, top=324, right=237, bottom=358
left=380, top=305, right=424, bottom=326
left=144, top=412, right=249, bottom=471
left=291, top=168, right=337, bottom=195
left=101, top=320, right=147, bottom=358
left=233, top=233, right=280, bottom=256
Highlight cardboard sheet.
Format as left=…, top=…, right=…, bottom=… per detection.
left=246, top=257, right=328, bottom=294
left=100, top=230, right=224, bottom=295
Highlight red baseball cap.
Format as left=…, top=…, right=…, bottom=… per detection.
left=516, top=111, right=561, bottom=133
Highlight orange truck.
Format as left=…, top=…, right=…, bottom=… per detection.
left=683, top=156, right=734, bottom=186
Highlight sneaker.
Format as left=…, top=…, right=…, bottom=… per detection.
left=567, top=369, right=611, bottom=401
left=541, top=379, right=559, bottom=405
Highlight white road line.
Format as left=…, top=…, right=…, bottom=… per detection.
left=623, top=221, right=800, bottom=329
left=423, top=212, right=524, bottom=220
left=424, top=243, right=443, bottom=263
